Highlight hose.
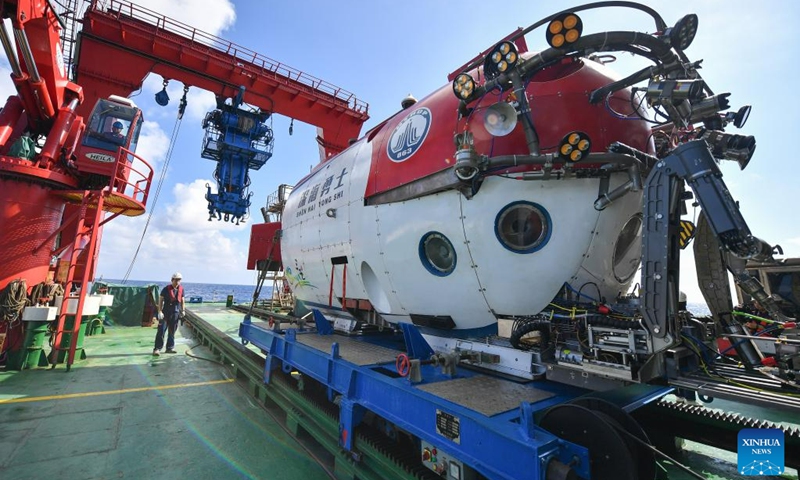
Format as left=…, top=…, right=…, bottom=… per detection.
left=510, top=320, right=551, bottom=351
left=454, top=2, right=669, bottom=75
left=184, top=340, right=226, bottom=366
left=473, top=30, right=679, bottom=109
left=87, top=317, right=104, bottom=335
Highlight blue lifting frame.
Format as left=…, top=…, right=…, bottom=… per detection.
left=201, top=86, right=274, bottom=224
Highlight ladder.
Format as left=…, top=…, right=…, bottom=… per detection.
left=49, top=190, right=106, bottom=371
left=274, top=274, right=294, bottom=310
left=54, top=0, right=84, bottom=81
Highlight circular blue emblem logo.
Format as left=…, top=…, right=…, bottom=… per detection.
left=387, top=107, right=432, bottom=162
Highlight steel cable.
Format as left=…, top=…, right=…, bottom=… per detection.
left=121, top=112, right=184, bottom=283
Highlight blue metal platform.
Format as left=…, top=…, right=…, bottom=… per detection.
left=239, top=312, right=667, bottom=479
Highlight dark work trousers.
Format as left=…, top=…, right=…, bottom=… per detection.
left=154, top=311, right=179, bottom=351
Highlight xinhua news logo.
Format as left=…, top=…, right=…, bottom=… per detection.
left=738, top=428, right=784, bottom=476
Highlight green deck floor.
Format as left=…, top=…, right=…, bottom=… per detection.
left=2, top=303, right=798, bottom=480
left=0, top=307, right=327, bottom=480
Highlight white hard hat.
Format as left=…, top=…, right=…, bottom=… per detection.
left=172, top=272, right=183, bottom=280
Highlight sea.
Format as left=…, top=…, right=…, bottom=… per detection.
left=93, top=279, right=711, bottom=315
left=687, top=302, right=711, bottom=316
left=95, top=279, right=272, bottom=305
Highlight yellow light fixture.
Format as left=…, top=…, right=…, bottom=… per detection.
left=558, top=131, right=591, bottom=161
left=483, top=41, right=519, bottom=79
left=668, top=14, right=699, bottom=51
left=546, top=12, right=583, bottom=49
left=452, top=73, right=476, bottom=101
left=565, top=29, right=580, bottom=43
left=563, top=14, right=578, bottom=29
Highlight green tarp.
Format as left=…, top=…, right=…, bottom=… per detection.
left=8, top=134, right=36, bottom=160
left=90, top=282, right=159, bottom=326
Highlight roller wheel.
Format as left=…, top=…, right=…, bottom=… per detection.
left=539, top=404, right=638, bottom=480
left=570, top=398, right=656, bottom=480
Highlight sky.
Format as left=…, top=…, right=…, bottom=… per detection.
left=1, top=0, right=798, bottom=301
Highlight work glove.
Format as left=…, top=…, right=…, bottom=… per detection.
left=181, top=309, right=185, bottom=318
left=157, top=312, right=164, bottom=321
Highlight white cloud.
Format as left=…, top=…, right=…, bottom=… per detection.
left=161, top=179, right=248, bottom=232
left=125, top=0, right=236, bottom=37
left=140, top=74, right=218, bottom=123
left=135, top=120, right=171, bottom=167
left=183, top=90, right=218, bottom=123
left=97, top=179, right=254, bottom=284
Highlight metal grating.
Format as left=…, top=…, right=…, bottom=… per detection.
left=296, top=334, right=399, bottom=366
left=416, top=376, right=554, bottom=416
left=52, top=191, right=145, bottom=216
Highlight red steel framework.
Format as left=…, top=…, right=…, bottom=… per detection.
left=0, top=0, right=368, bottom=369
left=75, top=0, right=369, bottom=156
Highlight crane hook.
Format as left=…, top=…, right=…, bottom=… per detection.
left=155, top=79, right=170, bottom=106
left=178, top=85, right=189, bottom=119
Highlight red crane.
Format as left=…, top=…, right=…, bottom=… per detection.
left=0, top=0, right=368, bottom=369
left=74, top=0, right=368, bottom=156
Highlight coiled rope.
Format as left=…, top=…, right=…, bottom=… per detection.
left=28, top=282, right=65, bottom=306
left=0, top=279, right=29, bottom=325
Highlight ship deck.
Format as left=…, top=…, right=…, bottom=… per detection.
left=2, top=303, right=798, bottom=480
left=0, top=305, right=328, bottom=480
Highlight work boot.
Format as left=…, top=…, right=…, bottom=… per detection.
left=152, top=349, right=160, bottom=356
left=165, top=349, right=177, bottom=354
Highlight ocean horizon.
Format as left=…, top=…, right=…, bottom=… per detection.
left=95, top=279, right=272, bottom=305
left=94, top=278, right=712, bottom=316
left=97, top=278, right=711, bottom=316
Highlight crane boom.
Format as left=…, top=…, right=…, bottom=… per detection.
left=0, top=0, right=79, bottom=130
left=74, top=0, right=369, bottom=157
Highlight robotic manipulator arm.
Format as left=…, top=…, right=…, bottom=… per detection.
left=640, top=140, right=791, bottom=364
